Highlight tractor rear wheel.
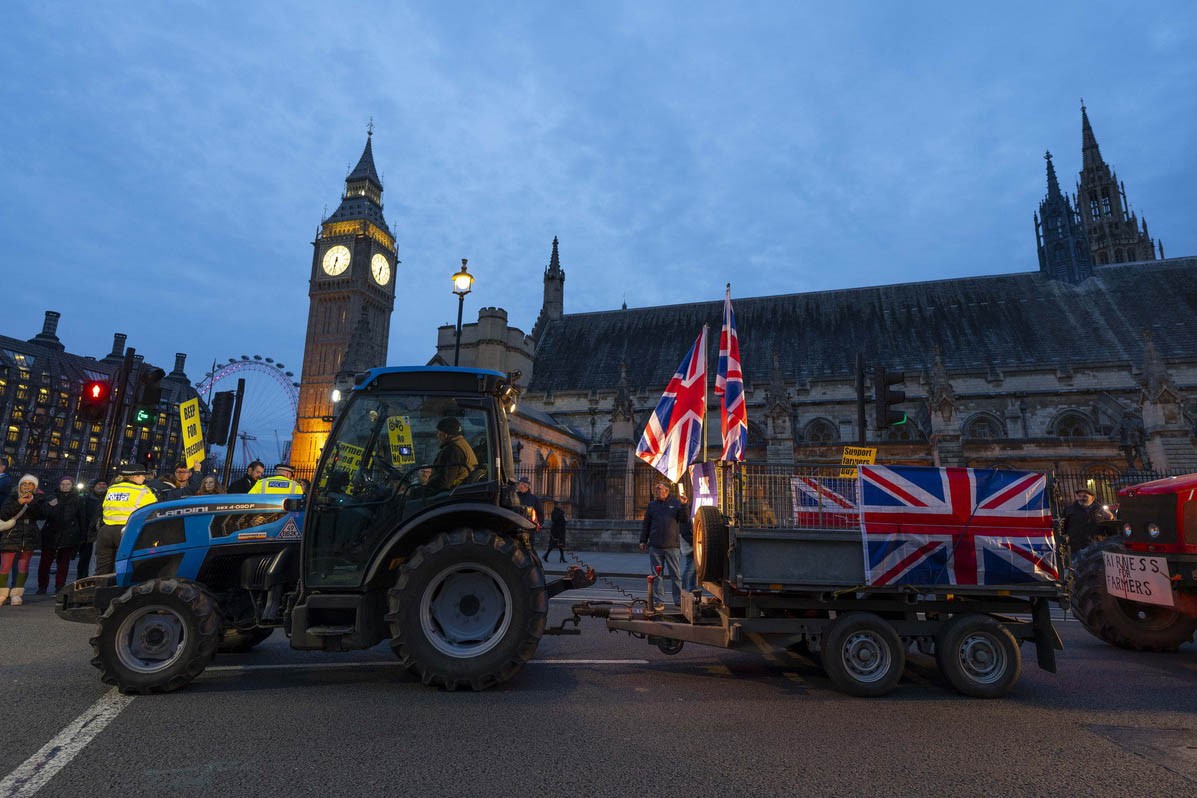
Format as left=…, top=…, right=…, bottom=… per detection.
left=388, top=529, right=546, bottom=691
left=1073, top=539, right=1197, bottom=652
left=91, top=578, right=221, bottom=694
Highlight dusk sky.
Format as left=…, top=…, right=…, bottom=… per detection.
left=3, top=1, right=1195, bottom=389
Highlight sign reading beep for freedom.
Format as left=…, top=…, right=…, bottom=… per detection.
left=179, top=398, right=205, bottom=469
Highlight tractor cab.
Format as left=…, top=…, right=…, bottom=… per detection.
left=300, top=366, right=521, bottom=591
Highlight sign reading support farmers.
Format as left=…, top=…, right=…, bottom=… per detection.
left=179, top=398, right=205, bottom=468
left=386, top=415, right=416, bottom=466
left=839, top=445, right=876, bottom=478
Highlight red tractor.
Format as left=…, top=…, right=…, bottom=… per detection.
left=1072, top=473, right=1197, bottom=651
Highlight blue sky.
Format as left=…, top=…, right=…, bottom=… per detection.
left=2, top=1, right=1195, bottom=387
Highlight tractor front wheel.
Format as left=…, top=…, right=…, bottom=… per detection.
left=1073, top=539, right=1197, bottom=652
left=388, top=529, right=547, bottom=691
left=91, top=578, right=221, bottom=694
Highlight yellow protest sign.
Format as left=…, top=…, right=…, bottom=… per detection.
left=179, top=398, right=205, bottom=469
left=839, top=445, right=876, bottom=478
left=386, top=415, right=416, bottom=466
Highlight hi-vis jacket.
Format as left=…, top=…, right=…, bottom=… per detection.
left=101, top=482, right=158, bottom=526
left=247, top=477, right=305, bottom=495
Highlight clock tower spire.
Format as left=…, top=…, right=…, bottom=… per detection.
left=291, top=128, right=398, bottom=472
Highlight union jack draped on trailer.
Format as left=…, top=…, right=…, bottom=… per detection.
left=858, top=465, right=1058, bottom=587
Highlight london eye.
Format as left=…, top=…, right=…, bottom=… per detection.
left=195, top=355, right=299, bottom=469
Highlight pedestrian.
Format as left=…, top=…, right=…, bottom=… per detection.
left=247, top=464, right=305, bottom=495
left=640, top=481, right=684, bottom=610
left=38, top=477, right=87, bottom=593
left=228, top=460, right=266, bottom=494
left=77, top=478, right=107, bottom=579
left=1, top=475, right=44, bottom=607
left=163, top=461, right=201, bottom=501
left=425, top=419, right=477, bottom=493
left=0, top=456, right=12, bottom=502
left=195, top=475, right=221, bottom=495
left=1062, top=487, right=1113, bottom=556
left=95, top=465, right=158, bottom=576
left=543, top=503, right=567, bottom=563
left=678, top=492, right=696, bottom=592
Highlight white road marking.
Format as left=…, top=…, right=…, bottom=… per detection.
left=0, top=688, right=134, bottom=798
left=204, top=658, right=649, bottom=673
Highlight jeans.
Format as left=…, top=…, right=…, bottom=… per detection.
left=678, top=538, right=696, bottom=592
left=648, top=546, right=682, bottom=606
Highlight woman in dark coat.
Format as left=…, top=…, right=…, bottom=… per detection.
left=543, top=504, right=568, bottom=563
left=1, top=474, right=43, bottom=606
left=38, top=476, right=87, bottom=593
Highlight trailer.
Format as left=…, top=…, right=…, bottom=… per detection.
left=560, top=463, right=1064, bottom=698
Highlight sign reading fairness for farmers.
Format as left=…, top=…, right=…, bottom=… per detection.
left=179, top=398, right=205, bottom=469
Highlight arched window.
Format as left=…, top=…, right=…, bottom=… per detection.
left=1053, top=412, right=1094, bottom=438
left=1113, top=248, right=1123, bottom=263
left=963, top=414, right=1005, bottom=440
left=802, top=418, right=838, bottom=445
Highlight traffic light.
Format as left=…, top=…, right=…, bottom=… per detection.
left=207, top=391, right=235, bottom=446
left=131, top=406, right=156, bottom=427
left=873, top=366, right=907, bottom=429
left=142, top=449, right=157, bottom=469
left=132, top=366, right=166, bottom=427
left=79, top=380, right=112, bottom=421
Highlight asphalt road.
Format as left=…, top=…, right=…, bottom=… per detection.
left=2, top=585, right=1195, bottom=798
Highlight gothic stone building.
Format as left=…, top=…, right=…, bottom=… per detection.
left=436, top=107, right=1196, bottom=507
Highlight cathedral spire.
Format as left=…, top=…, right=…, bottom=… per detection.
left=347, top=127, right=382, bottom=187
left=1075, top=103, right=1157, bottom=265
left=531, top=236, right=566, bottom=340
left=1035, top=150, right=1092, bottom=283
left=1081, top=102, right=1103, bottom=172
left=1044, top=150, right=1062, bottom=199
left=547, top=236, right=562, bottom=276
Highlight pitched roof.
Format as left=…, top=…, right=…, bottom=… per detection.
left=347, top=134, right=382, bottom=186
left=528, top=258, right=1197, bottom=392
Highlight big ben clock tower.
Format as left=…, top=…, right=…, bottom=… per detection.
left=291, top=129, right=397, bottom=471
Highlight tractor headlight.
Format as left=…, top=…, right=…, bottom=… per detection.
left=1147, top=522, right=1161, bottom=538
left=1122, top=523, right=1133, bottom=537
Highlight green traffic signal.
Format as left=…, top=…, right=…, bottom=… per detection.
left=132, top=406, right=156, bottom=426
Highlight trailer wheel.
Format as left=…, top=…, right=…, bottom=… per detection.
left=652, top=636, right=685, bottom=655
left=388, top=528, right=547, bottom=691
left=693, top=506, right=728, bottom=583
left=935, top=614, right=1021, bottom=698
left=822, top=613, right=905, bottom=697
left=1072, top=539, right=1197, bottom=652
left=90, top=578, right=221, bottom=694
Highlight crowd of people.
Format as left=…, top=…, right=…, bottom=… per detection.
left=0, top=456, right=303, bottom=607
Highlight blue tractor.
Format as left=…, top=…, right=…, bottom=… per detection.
left=59, top=367, right=594, bottom=694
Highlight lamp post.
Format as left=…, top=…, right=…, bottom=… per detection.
left=451, top=258, right=474, bottom=367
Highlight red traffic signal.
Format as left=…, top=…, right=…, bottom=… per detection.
left=80, top=380, right=112, bottom=421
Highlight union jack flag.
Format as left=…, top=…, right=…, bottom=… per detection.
left=715, top=286, right=747, bottom=461
left=636, top=328, right=708, bottom=483
left=790, top=475, right=858, bottom=527
left=859, top=465, right=1057, bottom=586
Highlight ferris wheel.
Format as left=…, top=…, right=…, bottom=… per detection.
left=195, top=355, right=300, bottom=469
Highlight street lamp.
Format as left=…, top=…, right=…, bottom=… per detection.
left=451, top=258, right=474, bottom=367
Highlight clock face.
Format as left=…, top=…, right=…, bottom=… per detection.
left=371, top=253, right=391, bottom=285
left=322, top=245, right=351, bottom=276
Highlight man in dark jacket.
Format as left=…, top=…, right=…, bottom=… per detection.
left=78, top=479, right=107, bottom=579
left=1062, top=488, right=1113, bottom=556
left=162, top=461, right=202, bottom=501
left=228, top=461, right=266, bottom=495
left=38, top=477, right=87, bottom=593
left=425, top=418, right=477, bottom=493
left=640, top=482, right=684, bottom=609
left=0, top=457, right=12, bottom=503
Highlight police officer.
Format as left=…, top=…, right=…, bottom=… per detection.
left=247, top=464, right=305, bottom=495
left=95, top=465, right=158, bottom=575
